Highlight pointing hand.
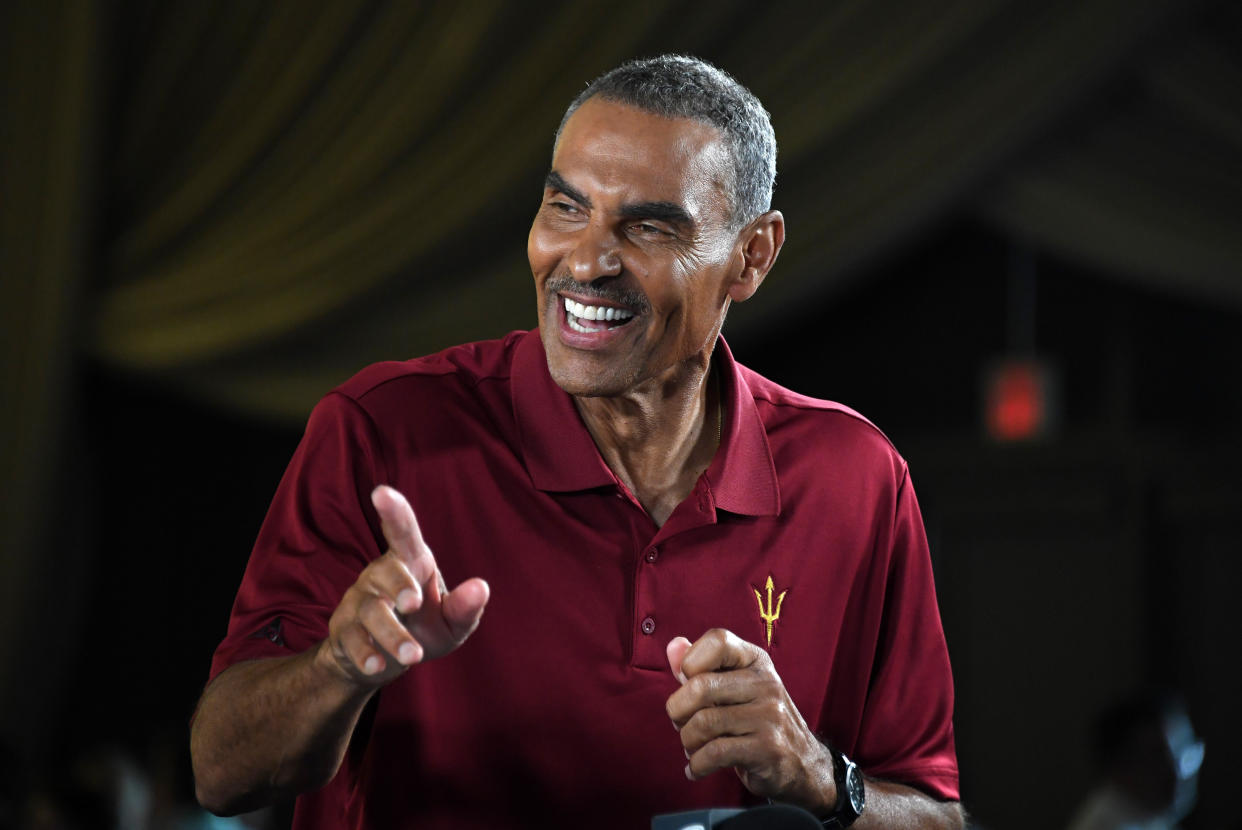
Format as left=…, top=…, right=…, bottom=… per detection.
left=319, top=485, right=490, bottom=687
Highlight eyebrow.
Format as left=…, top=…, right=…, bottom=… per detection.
left=545, top=170, right=697, bottom=233
left=545, top=171, right=591, bottom=209
left=617, top=200, right=695, bottom=232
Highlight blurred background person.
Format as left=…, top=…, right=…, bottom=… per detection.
left=1066, top=693, right=1204, bottom=830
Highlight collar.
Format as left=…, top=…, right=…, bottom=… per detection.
left=511, top=330, right=780, bottom=517
left=707, top=336, right=781, bottom=517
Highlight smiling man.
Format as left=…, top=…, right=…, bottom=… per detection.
left=191, top=56, right=962, bottom=829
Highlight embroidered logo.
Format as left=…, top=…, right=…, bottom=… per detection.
left=752, top=575, right=788, bottom=648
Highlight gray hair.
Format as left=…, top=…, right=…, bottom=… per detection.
left=554, top=55, right=777, bottom=230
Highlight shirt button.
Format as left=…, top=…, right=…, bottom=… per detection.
left=645, top=547, right=659, bottom=563
left=640, top=616, right=656, bottom=635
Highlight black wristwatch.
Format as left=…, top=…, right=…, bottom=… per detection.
left=822, top=747, right=865, bottom=829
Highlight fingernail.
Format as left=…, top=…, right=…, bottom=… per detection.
left=684, top=763, right=693, bottom=781
left=364, top=655, right=382, bottom=674
left=398, top=642, right=416, bottom=664
left=684, top=748, right=691, bottom=759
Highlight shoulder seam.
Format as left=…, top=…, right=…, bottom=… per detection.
left=323, top=390, right=393, bottom=486
left=752, top=394, right=903, bottom=457
left=339, top=362, right=512, bottom=404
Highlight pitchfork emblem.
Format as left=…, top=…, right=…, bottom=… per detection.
left=752, top=575, right=787, bottom=648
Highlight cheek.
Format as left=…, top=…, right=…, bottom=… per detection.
left=527, top=223, right=558, bottom=278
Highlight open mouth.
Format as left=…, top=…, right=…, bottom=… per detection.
left=562, top=296, right=636, bottom=334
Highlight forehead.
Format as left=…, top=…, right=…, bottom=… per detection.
left=551, top=97, right=731, bottom=220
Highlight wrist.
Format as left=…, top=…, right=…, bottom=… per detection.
left=809, top=743, right=839, bottom=819
left=819, top=745, right=865, bottom=829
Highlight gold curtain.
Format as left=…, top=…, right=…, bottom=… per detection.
left=76, top=0, right=1221, bottom=423
left=91, top=1, right=678, bottom=400
left=0, top=0, right=104, bottom=743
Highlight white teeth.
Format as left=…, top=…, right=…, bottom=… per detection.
left=562, top=296, right=635, bottom=324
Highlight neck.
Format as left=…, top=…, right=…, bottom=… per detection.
left=574, top=356, right=721, bottom=527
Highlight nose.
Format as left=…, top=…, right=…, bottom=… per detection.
left=567, top=222, right=622, bottom=283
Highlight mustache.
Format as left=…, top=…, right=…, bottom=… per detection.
left=544, top=274, right=651, bottom=314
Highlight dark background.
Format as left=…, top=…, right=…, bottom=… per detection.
left=4, top=2, right=1241, bottom=828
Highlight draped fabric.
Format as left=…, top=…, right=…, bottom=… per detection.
left=3, top=0, right=1240, bottom=750
left=0, top=0, right=103, bottom=723
left=76, top=0, right=1242, bottom=418
left=978, top=2, right=1242, bottom=305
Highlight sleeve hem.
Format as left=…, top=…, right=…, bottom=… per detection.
left=864, top=764, right=959, bottom=801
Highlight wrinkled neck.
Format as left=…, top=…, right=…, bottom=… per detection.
left=574, top=359, right=721, bottom=526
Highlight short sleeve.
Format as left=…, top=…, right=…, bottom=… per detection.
left=207, top=391, right=389, bottom=681
left=854, top=466, right=960, bottom=800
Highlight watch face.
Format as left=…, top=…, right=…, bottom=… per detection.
left=846, top=766, right=866, bottom=814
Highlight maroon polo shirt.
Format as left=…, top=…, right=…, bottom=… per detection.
left=209, top=330, right=958, bottom=829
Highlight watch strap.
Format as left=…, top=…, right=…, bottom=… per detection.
left=821, top=745, right=864, bottom=828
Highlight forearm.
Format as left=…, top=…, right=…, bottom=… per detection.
left=190, top=641, right=374, bottom=815
left=852, top=779, right=964, bottom=830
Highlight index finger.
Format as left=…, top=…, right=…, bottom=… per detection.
left=680, top=628, right=763, bottom=679
left=371, top=485, right=431, bottom=578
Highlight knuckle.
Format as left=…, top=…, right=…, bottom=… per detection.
left=754, top=669, right=781, bottom=695
left=341, top=583, right=367, bottom=609
left=693, top=744, right=715, bottom=772
left=701, top=737, right=731, bottom=768
left=358, top=596, right=395, bottom=632
left=376, top=554, right=409, bottom=582
left=688, top=748, right=710, bottom=777
left=684, top=672, right=711, bottom=702
left=680, top=713, right=705, bottom=747
left=691, top=705, right=722, bottom=737
left=762, top=699, right=788, bottom=726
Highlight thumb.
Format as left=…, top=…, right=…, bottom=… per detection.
left=666, top=636, right=692, bottom=684
left=442, top=578, right=491, bottom=642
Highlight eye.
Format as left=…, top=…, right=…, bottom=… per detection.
left=549, top=200, right=580, bottom=214
left=631, top=222, right=669, bottom=237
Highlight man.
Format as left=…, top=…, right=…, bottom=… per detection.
left=191, top=55, right=963, bottom=829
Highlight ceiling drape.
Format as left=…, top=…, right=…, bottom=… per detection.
left=67, top=0, right=1235, bottom=423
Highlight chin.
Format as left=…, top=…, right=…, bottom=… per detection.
left=537, top=317, right=647, bottom=398
left=546, top=360, right=630, bottom=398
left=542, top=345, right=631, bottom=398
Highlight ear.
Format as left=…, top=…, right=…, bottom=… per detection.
left=727, top=210, right=785, bottom=303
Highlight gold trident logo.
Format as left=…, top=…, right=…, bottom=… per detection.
left=753, top=575, right=787, bottom=648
